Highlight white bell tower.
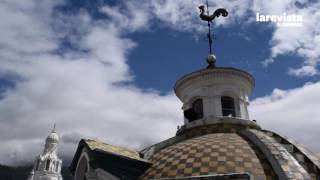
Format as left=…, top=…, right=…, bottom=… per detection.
left=28, top=125, right=63, bottom=180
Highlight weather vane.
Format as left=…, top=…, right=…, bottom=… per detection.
left=199, top=1, right=228, bottom=68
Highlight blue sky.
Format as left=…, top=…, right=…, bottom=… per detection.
left=0, top=0, right=320, bottom=165
left=128, top=23, right=316, bottom=98
left=51, top=0, right=318, bottom=98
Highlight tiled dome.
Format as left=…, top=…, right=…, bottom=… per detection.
left=139, top=118, right=320, bottom=180
left=140, top=133, right=276, bottom=180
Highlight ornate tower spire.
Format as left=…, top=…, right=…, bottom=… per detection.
left=28, top=125, right=63, bottom=180
left=53, top=123, right=56, bottom=132
left=199, top=1, right=228, bottom=68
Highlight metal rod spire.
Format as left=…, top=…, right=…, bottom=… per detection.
left=206, top=0, right=213, bottom=54
left=199, top=0, right=228, bottom=67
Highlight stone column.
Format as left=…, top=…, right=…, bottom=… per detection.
left=203, top=96, right=213, bottom=117
left=213, top=96, right=222, bottom=117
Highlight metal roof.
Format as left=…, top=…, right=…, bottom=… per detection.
left=84, top=139, right=148, bottom=162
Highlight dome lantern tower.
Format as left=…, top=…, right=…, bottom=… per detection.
left=175, top=66, right=254, bottom=124
left=175, top=2, right=254, bottom=127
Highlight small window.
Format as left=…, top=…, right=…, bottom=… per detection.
left=192, top=99, right=203, bottom=119
left=45, top=159, right=50, bottom=171
left=221, top=96, right=236, bottom=117
left=184, top=99, right=203, bottom=122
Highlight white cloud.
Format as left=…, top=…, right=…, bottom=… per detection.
left=0, top=0, right=181, bottom=165
left=288, top=65, right=318, bottom=77
left=0, top=0, right=59, bottom=54
left=262, top=58, right=274, bottom=67
left=149, top=0, right=252, bottom=32
left=250, top=82, right=320, bottom=152
left=253, top=0, right=320, bottom=76
left=144, top=0, right=320, bottom=77
left=100, top=1, right=150, bottom=32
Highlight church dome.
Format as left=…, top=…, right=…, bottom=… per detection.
left=46, top=130, right=59, bottom=143
left=139, top=66, right=320, bottom=179
left=46, top=127, right=59, bottom=143
left=139, top=119, right=320, bottom=179
left=140, top=133, right=276, bottom=179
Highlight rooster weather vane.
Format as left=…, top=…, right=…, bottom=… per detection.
left=199, top=1, right=228, bottom=68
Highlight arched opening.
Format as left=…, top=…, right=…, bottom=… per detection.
left=45, top=159, right=50, bottom=171
left=221, top=96, right=236, bottom=117
left=75, top=156, right=88, bottom=180
left=192, top=99, right=204, bottom=119
left=55, top=161, right=59, bottom=172
left=184, top=98, right=203, bottom=122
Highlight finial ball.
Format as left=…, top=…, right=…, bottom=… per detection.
left=207, top=54, right=216, bottom=63
left=206, top=54, right=216, bottom=68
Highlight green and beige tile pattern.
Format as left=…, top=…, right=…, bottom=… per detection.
left=140, top=133, right=277, bottom=180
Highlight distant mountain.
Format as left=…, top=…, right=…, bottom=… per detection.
left=0, top=164, right=73, bottom=180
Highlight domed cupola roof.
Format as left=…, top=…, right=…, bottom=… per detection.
left=46, top=130, right=59, bottom=143
left=43, top=124, right=60, bottom=157
left=46, top=125, right=59, bottom=144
